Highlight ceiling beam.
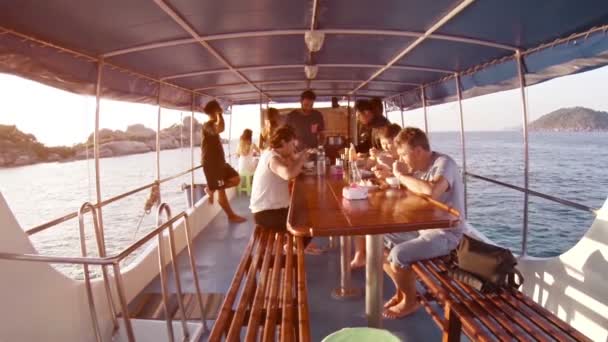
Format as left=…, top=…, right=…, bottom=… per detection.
left=195, top=79, right=418, bottom=92
left=153, top=0, right=271, bottom=100
left=102, top=28, right=517, bottom=58
left=349, top=0, right=476, bottom=94
left=161, top=63, right=453, bottom=81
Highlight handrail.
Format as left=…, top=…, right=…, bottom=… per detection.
left=78, top=203, right=112, bottom=342
left=0, top=209, right=206, bottom=342
left=25, top=165, right=203, bottom=236
left=0, top=213, right=184, bottom=265
left=466, top=172, right=598, bottom=214
left=156, top=203, right=189, bottom=342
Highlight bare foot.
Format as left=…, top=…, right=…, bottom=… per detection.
left=304, top=243, right=323, bottom=255
left=382, top=299, right=421, bottom=320
left=228, top=215, right=246, bottom=223
left=383, top=292, right=403, bottom=309
left=350, top=252, right=366, bottom=269
left=205, top=187, right=215, bottom=204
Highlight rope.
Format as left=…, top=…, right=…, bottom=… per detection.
left=132, top=182, right=161, bottom=240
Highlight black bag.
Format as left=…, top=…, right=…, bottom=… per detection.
left=451, top=235, right=524, bottom=292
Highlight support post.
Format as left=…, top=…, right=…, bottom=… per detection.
left=516, top=50, right=530, bottom=256
left=227, top=104, right=233, bottom=166
left=399, top=97, right=405, bottom=127
left=93, top=60, right=106, bottom=257
left=421, top=86, right=429, bottom=134
left=455, top=74, right=468, bottom=218
left=156, top=85, right=162, bottom=184
left=190, top=94, right=195, bottom=207
left=331, top=236, right=361, bottom=300
left=366, top=234, right=384, bottom=328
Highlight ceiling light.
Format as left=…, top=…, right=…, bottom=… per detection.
left=305, top=31, right=325, bottom=52
left=304, top=65, right=318, bottom=79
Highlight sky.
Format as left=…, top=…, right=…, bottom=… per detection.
left=1, top=65, right=607, bottom=147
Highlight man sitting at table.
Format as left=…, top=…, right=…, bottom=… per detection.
left=382, top=127, right=465, bottom=319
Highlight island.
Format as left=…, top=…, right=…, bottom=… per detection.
left=0, top=116, right=218, bottom=168
left=529, top=107, right=608, bottom=132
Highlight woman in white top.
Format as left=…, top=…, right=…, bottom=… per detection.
left=237, top=129, right=260, bottom=175
left=249, top=125, right=312, bottom=246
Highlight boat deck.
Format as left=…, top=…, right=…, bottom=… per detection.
left=141, top=195, right=453, bottom=341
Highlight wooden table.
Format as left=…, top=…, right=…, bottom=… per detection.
left=287, top=173, right=460, bottom=328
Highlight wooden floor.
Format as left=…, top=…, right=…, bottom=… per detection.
left=129, top=292, right=224, bottom=321
left=131, top=195, right=448, bottom=341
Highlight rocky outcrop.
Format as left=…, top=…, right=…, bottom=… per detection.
left=529, top=107, right=608, bottom=132
left=0, top=116, right=206, bottom=168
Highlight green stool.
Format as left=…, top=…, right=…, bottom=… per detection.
left=237, top=174, right=253, bottom=196
left=322, top=328, right=401, bottom=342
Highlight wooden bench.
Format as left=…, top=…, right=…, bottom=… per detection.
left=412, top=257, right=592, bottom=342
left=209, top=226, right=311, bottom=342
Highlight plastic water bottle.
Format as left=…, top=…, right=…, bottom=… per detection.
left=317, top=145, right=326, bottom=175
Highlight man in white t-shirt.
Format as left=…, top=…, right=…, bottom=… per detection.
left=382, top=127, right=465, bottom=319
left=250, top=125, right=313, bottom=246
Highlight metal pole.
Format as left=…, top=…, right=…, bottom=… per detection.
left=383, top=101, right=388, bottom=119
left=227, top=104, right=233, bottom=166
left=157, top=221, right=175, bottom=342
left=365, top=234, right=384, bottom=328
left=156, top=86, right=162, bottom=183
left=331, top=236, right=361, bottom=300
left=184, top=217, right=209, bottom=332
left=190, top=95, right=195, bottom=207
left=93, top=60, right=107, bottom=270
left=346, top=97, right=351, bottom=142
left=421, top=86, right=429, bottom=134
left=78, top=204, right=102, bottom=342
left=516, top=50, right=530, bottom=256
left=113, top=263, right=136, bottom=342
left=159, top=204, right=190, bottom=340
left=455, top=74, right=468, bottom=218
left=399, top=97, right=405, bottom=127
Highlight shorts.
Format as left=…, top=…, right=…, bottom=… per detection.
left=384, top=230, right=459, bottom=268
left=203, top=162, right=239, bottom=191
left=253, top=208, right=311, bottom=247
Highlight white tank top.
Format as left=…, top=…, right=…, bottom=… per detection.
left=249, top=150, right=290, bottom=213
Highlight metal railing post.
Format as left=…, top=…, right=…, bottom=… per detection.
left=399, top=97, right=405, bottom=127
left=455, top=74, right=468, bottom=218
left=158, top=204, right=189, bottom=340
left=77, top=203, right=103, bottom=342
left=516, top=50, right=531, bottom=256
left=227, top=104, right=233, bottom=166
left=156, top=86, right=162, bottom=186
left=156, top=212, right=175, bottom=341
left=93, top=59, right=108, bottom=277
left=112, top=263, right=135, bottom=342
left=78, top=203, right=118, bottom=335
left=421, top=86, right=429, bottom=134
left=183, top=216, right=209, bottom=332
left=190, top=95, right=195, bottom=208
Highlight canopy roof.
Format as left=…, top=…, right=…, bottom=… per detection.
left=1, top=0, right=608, bottom=110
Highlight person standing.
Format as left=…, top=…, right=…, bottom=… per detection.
left=201, top=100, right=246, bottom=223
left=285, top=90, right=325, bottom=149
left=354, top=99, right=390, bottom=155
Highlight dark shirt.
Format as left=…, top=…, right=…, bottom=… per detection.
left=201, top=121, right=225, bottom=166
left=285, top=109, right=325, bottom=149
left=355, top=115, right=390, bottom=154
